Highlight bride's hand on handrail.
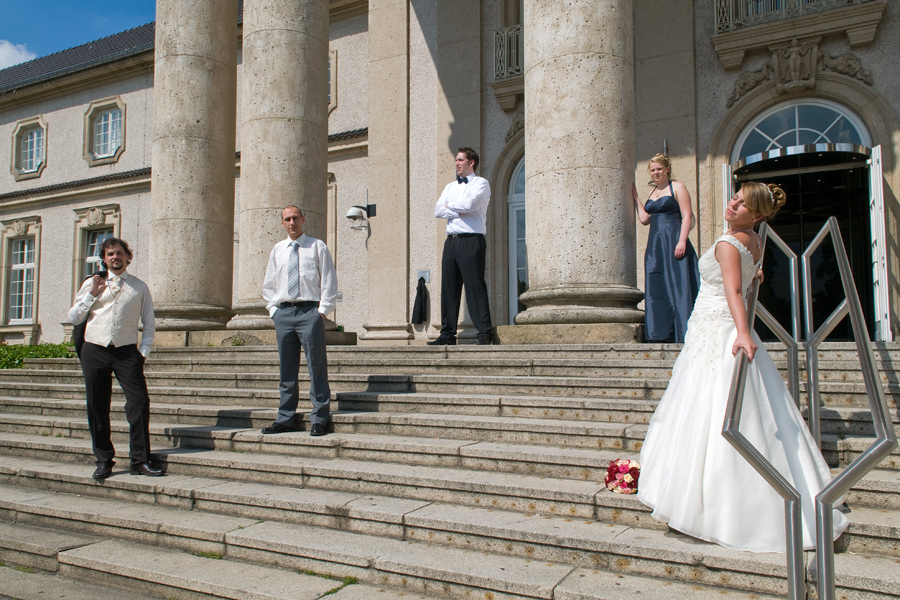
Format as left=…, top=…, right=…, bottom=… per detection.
left=733, top=332, right=757, bottom=362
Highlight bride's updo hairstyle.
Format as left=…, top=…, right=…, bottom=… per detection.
left=741, top=181, right=786, bottom=222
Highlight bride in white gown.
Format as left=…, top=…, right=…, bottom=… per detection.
left=637, top=181, right=849, bottom=553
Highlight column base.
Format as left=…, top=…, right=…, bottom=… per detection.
left=359, top=321, right=414, bottom=344
left=496, top=322, right=644, bottom=344
left=153, top=304, right=235, bottom=330
left=516, top=284, right=644, bottom=325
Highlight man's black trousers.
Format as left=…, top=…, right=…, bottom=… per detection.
left=440, top=233, right=493, bottom=336
left=80, top=342, right=151, bottom=466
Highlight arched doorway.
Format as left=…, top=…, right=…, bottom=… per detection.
left=507, top=155, right=526, bottom=323
left=728, top=100, right=888, bottom=341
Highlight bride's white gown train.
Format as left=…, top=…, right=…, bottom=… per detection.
left=637, top=234, right=849, bottom=553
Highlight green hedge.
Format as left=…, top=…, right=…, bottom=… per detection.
left=0, top=342, right=74, bottom=369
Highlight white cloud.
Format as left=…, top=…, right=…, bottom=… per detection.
left=0, top=40, right=37, bottom=70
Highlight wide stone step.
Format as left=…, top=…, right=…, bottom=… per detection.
left=2, top=400, right=897, bottom=471
left=0, top=566, right=160, bottom=600
left=0, top=460, right=895, bottom=599
left=2, top=372, right=896, bottom=412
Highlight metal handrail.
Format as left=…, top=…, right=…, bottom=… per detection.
left=799, top=218, right=898, bottom=600
left=725, top=217, right=898, bottom=599
left=722, top=223, right=805, bottom=600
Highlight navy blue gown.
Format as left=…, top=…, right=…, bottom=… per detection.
left=643, top=183, right=700, bottom=343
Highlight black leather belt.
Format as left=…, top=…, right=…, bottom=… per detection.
left=448, top=233, right=483, bottom=239
left=279, top=301, right=319, bottom=308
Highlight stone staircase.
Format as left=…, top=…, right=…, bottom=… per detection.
left=0, top=343, right=897, bottom=599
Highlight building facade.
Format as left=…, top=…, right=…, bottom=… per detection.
left=0, top=0, right=896, bottom=346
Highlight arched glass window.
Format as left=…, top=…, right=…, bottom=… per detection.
left=507, top=156, right=526, bottom=323
left=733, top=100, right=871, bottom=163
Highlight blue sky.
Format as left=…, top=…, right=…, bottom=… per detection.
left=0, top=1, right=156, bottom=69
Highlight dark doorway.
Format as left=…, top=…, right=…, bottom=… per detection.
left=735, top=150, right=873, bottom=341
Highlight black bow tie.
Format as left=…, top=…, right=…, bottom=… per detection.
left=457, top=176, right=468, bottom=184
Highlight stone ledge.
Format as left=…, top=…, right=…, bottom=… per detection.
left=497, top=323, right=644, bottom=344
left=711, top=0, right=887, bottom=70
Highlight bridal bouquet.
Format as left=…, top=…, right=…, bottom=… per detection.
left=605, top=459, right=640, bottom=494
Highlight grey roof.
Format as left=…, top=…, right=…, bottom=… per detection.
left=0, top=23, right=156, bottom=95
left=0, top=2, right=245, bottom=95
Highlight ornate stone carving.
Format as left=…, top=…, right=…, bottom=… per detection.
left=820, top=52, right=873, bottom=85
left=726, top=63, right=772, bottom=108
left=773, top=39, right=819, bottom=94
left=505, top=117, right=524, bottom=143
left=726, top=40, right=873, bottom=108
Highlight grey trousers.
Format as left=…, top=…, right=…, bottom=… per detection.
left=273, top=304, right=331, bottom=426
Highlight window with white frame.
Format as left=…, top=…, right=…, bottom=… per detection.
left=71, top=205, right=120, bottom=299
left=0, top=216, right=41, bottom=338
left=93, top=108, right=122, bottom=158
left=8, top=238, right=35, bottom=323
left=10, top=117, right=47, bottom=181
left=83, top=97, right=126, bottom=166
left=84, top=228, right=114, bottom=276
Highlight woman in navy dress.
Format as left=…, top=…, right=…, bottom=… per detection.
left=632, top=153, right=700, bottom=343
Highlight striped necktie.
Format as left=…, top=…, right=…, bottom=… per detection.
left=288, top=241, right=300, bottom=299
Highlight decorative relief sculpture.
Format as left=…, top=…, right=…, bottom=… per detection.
left=726, top=39, right=874, bottom=108
left=774, top=39, right=818, bottom=94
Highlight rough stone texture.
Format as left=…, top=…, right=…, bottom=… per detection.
left=518, top=0, right=644, bottom=334
left=150, top=0, right=237, bottom=329
left=59, top=539, right=339, bottom=599
left=498, top=323, right=644, bottom=344
left=0, top=567, right=161, bottom=600
left=231, top=0, right=330, bottom=329
left=360, top=0, right=413, bottom=342
left=555, top=567, right=781, bottom=600
left=0, top=520, right=100, bottom=572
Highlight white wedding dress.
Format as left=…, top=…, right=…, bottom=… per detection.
left=637, top=234, right=849, bottom=553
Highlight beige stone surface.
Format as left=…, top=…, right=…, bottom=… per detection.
left=232, top=0, right=330, bottom=329
left=361, top=0, right=412, bottom=342
left=519, top=0, right=643, bottom=330
left=150, top=0, right=237, bottom=329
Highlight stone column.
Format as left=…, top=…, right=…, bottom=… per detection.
left=360, top=0, right=412, bottom=342
left=150, top=0, right=238, bottom=330
left=514, top=0, right=643, bottom=341
left=229, top=0, right=329, bottom=329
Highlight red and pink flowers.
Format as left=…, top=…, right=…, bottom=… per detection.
left=605, top=459, right=640, bottom=494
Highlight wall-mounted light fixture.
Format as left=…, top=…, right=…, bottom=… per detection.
left=345, top=203, right=376, bottom=239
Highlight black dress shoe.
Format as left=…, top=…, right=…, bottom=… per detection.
left=130, top=463, right=164, bottom=477
left=475, top=334, right=493, bottom=346
left=309, top=423, right=326, bottom=436
left=262, top=421, right=296, bottom=434
left=427, top=335, right=456, bottom=346
left=92, top=462, right=114, bottom=480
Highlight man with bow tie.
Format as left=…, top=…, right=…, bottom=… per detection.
left=69, top=237, right=161, bottom=480
left=430, top=147, right=494, bottom=346
left=261, top=206, right=337, bottom=436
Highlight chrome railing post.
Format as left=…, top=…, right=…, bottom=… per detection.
left=722, top=223, right=805, bottom=600
left=725, top=216, right=897, bottom=599
left=807, top=218, right=899, bottom=600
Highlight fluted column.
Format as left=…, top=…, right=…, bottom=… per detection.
left=230, top=0, right=329, bottom=329
left=516, top=0, right=643, bottom=338
left=150, top=0, right=237, bottom=329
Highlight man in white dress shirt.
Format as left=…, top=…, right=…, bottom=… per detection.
left=262, top=205, right=337, bottom=436
left=430, top=147, right=494, bottom=345
left=69, top=238, right=161, bottom=480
